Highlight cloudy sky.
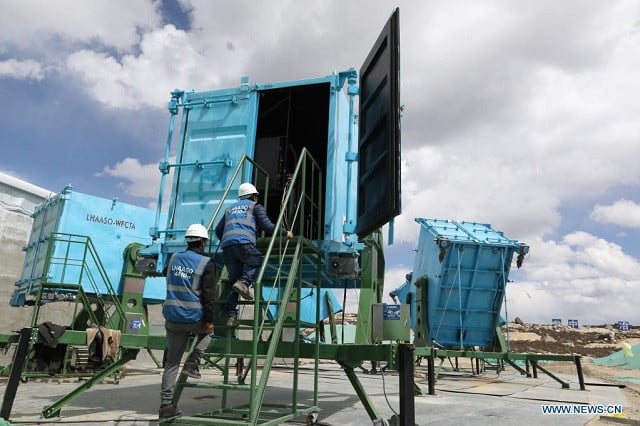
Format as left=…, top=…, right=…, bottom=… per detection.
left=1, top=0, right=639, bottom=325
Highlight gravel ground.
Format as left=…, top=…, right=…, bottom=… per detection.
left=504, top=322, right=640, bottom=424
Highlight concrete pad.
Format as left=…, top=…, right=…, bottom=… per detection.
left=449, top=381, right=532, bottom=396
left=0, top=354, right=631, bottom=425
left=515, top=385, right=591, bottom=404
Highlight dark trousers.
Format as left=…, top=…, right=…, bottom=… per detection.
left=160, top=320, right=211, bottom=405
left=223, top=243, right=263, bottom=315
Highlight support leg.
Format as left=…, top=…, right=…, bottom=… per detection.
left=341, top=363, right=381, bottom=420
left=504, top=359, right=530, bottom=377
left=147, top=348, right=163, bottom=368
left=534, top=361, right=570, bottom=389
left=1, top=328, right=31, bottom=420
left=42, top=349, right=139, bottom=418
left=427, top=355, right=435, bottom=395
left=575, top=356, right=586, bottom=391
left=399, top=344, right=415, bottom=426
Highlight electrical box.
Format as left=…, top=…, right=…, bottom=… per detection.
left=371, top=303, right=410, bottom=342
left=328, top=252, right=359, bottom=277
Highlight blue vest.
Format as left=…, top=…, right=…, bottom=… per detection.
left=163, top=249, right=210, bottom=323
left=221, top=199, right=257, bottom=248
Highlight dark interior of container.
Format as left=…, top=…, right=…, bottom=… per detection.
left=253, top=83, right=330, bottom=239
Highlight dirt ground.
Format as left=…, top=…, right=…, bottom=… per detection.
left=503, top=322, right=640, bottom=424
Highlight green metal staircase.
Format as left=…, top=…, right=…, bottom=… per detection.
left=0, top=232, right=132, bottom=393
left=30, top=232, right=127, bottom=332
left=169, top=149, right=324, bottom=425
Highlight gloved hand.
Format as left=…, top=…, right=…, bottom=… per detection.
left=203, top=322, right=214, bottom=335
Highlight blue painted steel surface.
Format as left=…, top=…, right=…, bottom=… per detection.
left=410, top=218, right=527, bottom=348
left=261, top=288, right=342, bottom=324
left=144, top=73, right=367, bottom=320
left=157, top=75, right=355, bottom=254
left=323, top=73, right=355, bottom=244
left=391, top=277, right=414, bottom=326
left=145, top=67, right=399, bottom=330
left=162, top=85, right=259, bottom=254
left=11, top=187, right=167, bottom=306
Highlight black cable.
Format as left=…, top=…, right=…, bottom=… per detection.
left=381, top=367, right=399, bottom=417
left=341, top=282, right=348, bottom=344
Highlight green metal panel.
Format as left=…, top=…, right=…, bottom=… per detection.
left=355, top=231, right=385, bottom=344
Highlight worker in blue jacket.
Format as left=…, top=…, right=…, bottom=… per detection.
left=159, top=223, right=217, bottom=422
left=215, top=182, right=293, bottom=328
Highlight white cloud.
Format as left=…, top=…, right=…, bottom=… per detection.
left=0, top=59, right=44, bottom=80
left=98, top=157, right=168, bottom=209
left=0, top=0, right=161, bottom=51
left=388, top=0, right=640, bottom=250
left=393, top=144, right=564, bottom=244
left=591, top=200, right=640, bottom=228
left=506, top=233, right=640, bottom=324
left=66, top=25, right=223, bottom=109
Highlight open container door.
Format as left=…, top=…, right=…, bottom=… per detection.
left=356, top=7, right=401, bottom=238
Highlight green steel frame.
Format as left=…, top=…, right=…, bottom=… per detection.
left=32, top=232, right=128, bottom=331
left=0, top=233, right=131, bottom=382
left=168, top=148, right=324, bottom=425
left=410, top=272, right=585, bottom=391
left=1, top=151, right=587, bottom=424
left=0, top=232, right=168, bottom=419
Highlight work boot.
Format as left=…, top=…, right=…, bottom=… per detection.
left=226, top=313, right=239, bottom=328
left=182, top=361, right=201, bottom=379
left=159, top=403, right=182, bottom=421
left=232, top=280, right=254, bottom=300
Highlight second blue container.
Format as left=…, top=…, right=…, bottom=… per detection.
left=411, top=218, right=528, bottom=348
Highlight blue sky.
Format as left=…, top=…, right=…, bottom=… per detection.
left=1, top=1, right=639, bottom=324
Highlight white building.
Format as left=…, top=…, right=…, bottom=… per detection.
left=0, top=172, right=53, bottom=330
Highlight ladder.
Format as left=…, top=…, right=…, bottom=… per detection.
left=30, top=232, right=127, bottom=332
left=170, top=149, right=324, bottom=425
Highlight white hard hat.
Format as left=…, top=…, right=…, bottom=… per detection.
left=238, top=182, right=259, bottom=198
left=185, top=223, right=209, bottom=241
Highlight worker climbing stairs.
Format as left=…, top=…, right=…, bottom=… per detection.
left=167, top=150, right=324, bottom=425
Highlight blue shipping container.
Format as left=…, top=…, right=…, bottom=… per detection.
left=409, top=218, right=528, bottom=348
left=150, top=9, right=401, bottom=285
left=12, top=186, right=167, bottom=306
